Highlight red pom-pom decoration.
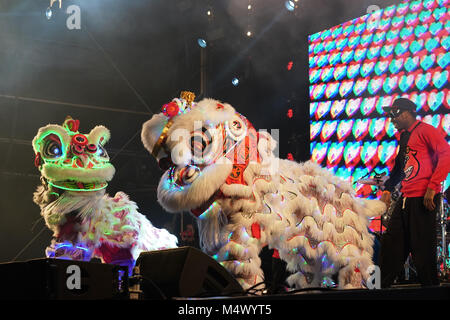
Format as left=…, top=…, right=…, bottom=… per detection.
left=71, top=144, right=84, bottom=155
left=65, top=119, right=80, bottom=132
left=72, top=134, right=88, bottom=146
left=162, top=101, right=180, bottom=118
left=86, top=144, right=98, bottom=153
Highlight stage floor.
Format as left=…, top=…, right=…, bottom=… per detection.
left=176, top=283, right=450, bottom=300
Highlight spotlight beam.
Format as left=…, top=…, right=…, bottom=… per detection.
left=212, top=10, right=286, bottom=88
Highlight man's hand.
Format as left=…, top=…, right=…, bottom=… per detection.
left=423, top=187, right=436, bottom=211
left=380, top=191, right=391, bottom=207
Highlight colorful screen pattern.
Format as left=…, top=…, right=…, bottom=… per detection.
left=309, top=0, right=450, bottom=202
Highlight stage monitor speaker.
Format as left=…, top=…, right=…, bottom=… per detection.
left=0, top=258, right=128, bottom=300
left=134, top=246, right=244, bottom=299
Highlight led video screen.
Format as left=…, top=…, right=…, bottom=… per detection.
left=308, top=0, right=450, bottom=203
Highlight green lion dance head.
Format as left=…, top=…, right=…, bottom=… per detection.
left=32, top=116, right=115, bottom=191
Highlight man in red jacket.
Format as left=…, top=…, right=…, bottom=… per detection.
left=379, top=98, right=450, bottom=288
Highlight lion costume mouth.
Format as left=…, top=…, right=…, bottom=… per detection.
left=40, top=162, right=115, bottom=191
left=47, top=180, right=108, bottom=192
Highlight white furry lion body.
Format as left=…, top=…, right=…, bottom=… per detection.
left=142, top=97, right=385, bottom=290
left=34, top=187, right=178, bottom=263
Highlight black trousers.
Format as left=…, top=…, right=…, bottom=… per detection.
left=379, top=196, right=439, bottom=288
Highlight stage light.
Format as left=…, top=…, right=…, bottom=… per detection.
left=246, top=31, right=252, bottom=37
left=285, top=1, right=295, bottom=11
left=46, top=0, right=62, bottom=20
left=207, top=10, right=211, bottom=16
left=287, top=108, right=294, bottom=118
left=287, top=61, right=294, bottom=70
left=197, top=38, right=207, bottom=48
left=232, top=77, right=239, bottom=86
left=45, top=7, right=52, bottom=19
left=248, top=5, right=252, bottom=10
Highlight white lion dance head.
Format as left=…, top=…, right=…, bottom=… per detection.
left=141, top=92, right=385, bottom=290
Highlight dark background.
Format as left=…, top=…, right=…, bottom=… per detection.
left=0, top=0, right=401, bottom=262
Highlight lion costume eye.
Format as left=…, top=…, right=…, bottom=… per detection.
left=42, top=135, right=63, bottom=159
left=97, top=144, right=108, bottom=158
left=188, top=125, right=225, bottom=166
left=225, top=115, right=247, bottom=142
left=190, top=127, right=214, bottom=159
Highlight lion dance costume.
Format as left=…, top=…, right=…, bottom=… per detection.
left=33, top=117, right=177, bottom=273
left=141, top=92, right=386, bottom=290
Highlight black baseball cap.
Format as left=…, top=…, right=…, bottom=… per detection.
left=382, top=98, right=417, bottom=118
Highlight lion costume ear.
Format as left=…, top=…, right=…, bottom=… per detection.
left=88, top=126, right=111, bottom=146
left=32, top=124, right=71, bottom=155
left=257, top=130, right=278, bottom=155
left=141, top=113, right=171, bottom=161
